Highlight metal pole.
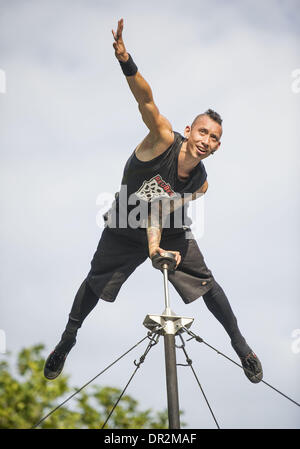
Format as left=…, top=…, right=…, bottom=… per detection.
left=146, top=252, right=190, bottom=430
left=164, top=333, right=180, bottom=429
left=162, top=264, right=180, bottom=429
left=162, top=264, right=171, bottom=315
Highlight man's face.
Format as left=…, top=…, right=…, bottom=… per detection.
left=184, top=115, right=222, bottom=160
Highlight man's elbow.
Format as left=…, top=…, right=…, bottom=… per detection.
left=192, top=181, right=208, bottom=200
left=201, top=180, right=208, bottom=194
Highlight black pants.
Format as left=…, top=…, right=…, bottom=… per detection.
left=59, top=226, right=251, bottom=358
left=85, top=226, right=215, bottom=303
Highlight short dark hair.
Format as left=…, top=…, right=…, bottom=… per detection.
left=192, top=109, right=223, bottom=128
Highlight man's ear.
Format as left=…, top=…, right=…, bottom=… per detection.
left=184, top=125, right=191, bottom=139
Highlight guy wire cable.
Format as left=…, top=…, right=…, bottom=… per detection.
left=101, top=333, right=160, bottom=429
left=176, top=334, right=220, bottom=429
left=183, top=327, right=300, bottom=408
left=31, top=332, right=155, bottom=429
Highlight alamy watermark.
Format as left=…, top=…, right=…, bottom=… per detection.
left=96, top=185, right=205, bottom=239
left=291, top=69, right=300, bottom=94
left=0, top=330, right=6, bottom=354
left=291, top=329, right=300, bottom=354
left=0, top=69, right=6, bottom=94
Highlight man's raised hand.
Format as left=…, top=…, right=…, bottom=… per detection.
left=112, top=18, right=129, bottom=62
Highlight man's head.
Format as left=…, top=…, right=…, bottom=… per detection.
left=184, top=109, right=223, bottom=160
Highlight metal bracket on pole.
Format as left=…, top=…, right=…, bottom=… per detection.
left=143, top=313, right=194, bottom=336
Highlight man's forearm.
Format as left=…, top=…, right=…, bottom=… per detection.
left=126, top=70, right=153, bottom=105
left=146, top=201, right=162, bottom=257
left=145, top=189, right=206, bottom=251
left=159, top=189, right=205, bottom=221
left=146, top=225, right=162, bottom=258
left=112, top=19, right=152, bottom=105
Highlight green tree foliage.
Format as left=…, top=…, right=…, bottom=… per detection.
left=0, top=344, right=169, bottom=429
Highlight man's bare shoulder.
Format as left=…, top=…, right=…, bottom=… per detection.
left=134, top=129, right=175, bottom=162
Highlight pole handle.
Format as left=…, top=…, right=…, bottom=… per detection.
left=151, top=251, right=177, bottom=271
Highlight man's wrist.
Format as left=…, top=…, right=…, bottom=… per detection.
left=149, top=244, right=160, bottom=259
left=118, top=53, right=138, bottom=76
left=117, top=52, right=129, bottom=63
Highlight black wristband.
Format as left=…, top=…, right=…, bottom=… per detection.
left=119, top=53, right=138, bottom=76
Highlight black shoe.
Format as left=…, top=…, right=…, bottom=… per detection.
left=44, top=341, right=75, bottom=380
left=240, top=351, right=263, bottom=383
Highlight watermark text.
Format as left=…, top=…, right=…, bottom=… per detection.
left=95, top=186, right=205, bottom=239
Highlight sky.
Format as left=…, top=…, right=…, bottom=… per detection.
left=0, top=0, right=300, bottom=429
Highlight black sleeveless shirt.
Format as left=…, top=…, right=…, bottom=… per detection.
left=104, top=131, right=207, bottom=229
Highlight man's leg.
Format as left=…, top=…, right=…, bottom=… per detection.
left=55, top=278, right=99, bottom=353
left=44, top=226, right=148, bottom=380
left=202, top=280, right=250, bottom=357
left=202, top=281, right=263, bottom=383
left=44, top=279, right=99, bottom=380
left=162, top=230, right=263, bottom=383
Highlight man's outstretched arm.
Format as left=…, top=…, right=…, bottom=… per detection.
left=112, top=18, right=173, bottom=140
left=112, top=19, right=180, bottom=268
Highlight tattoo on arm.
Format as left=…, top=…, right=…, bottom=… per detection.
left=159, top=189, right=205, bottom=223
left=146, top=225, right=162, bottom=257
left=146, top=186, right=206, bottom=257
left=146, top=201, right=162, bottom=257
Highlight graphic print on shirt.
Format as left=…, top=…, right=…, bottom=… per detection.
left=135, top=174, right=177, bottom=202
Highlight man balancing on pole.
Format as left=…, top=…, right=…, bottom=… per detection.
left=44, top=18, right=263, bottom=383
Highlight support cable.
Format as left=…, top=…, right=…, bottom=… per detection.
left=183, top=327, right=300, bottom=408
left=176, top=334, right=220, bottom=429
left=32, top=333, right=154, bottom=429
left=101, top=333, right=160, bottom=429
